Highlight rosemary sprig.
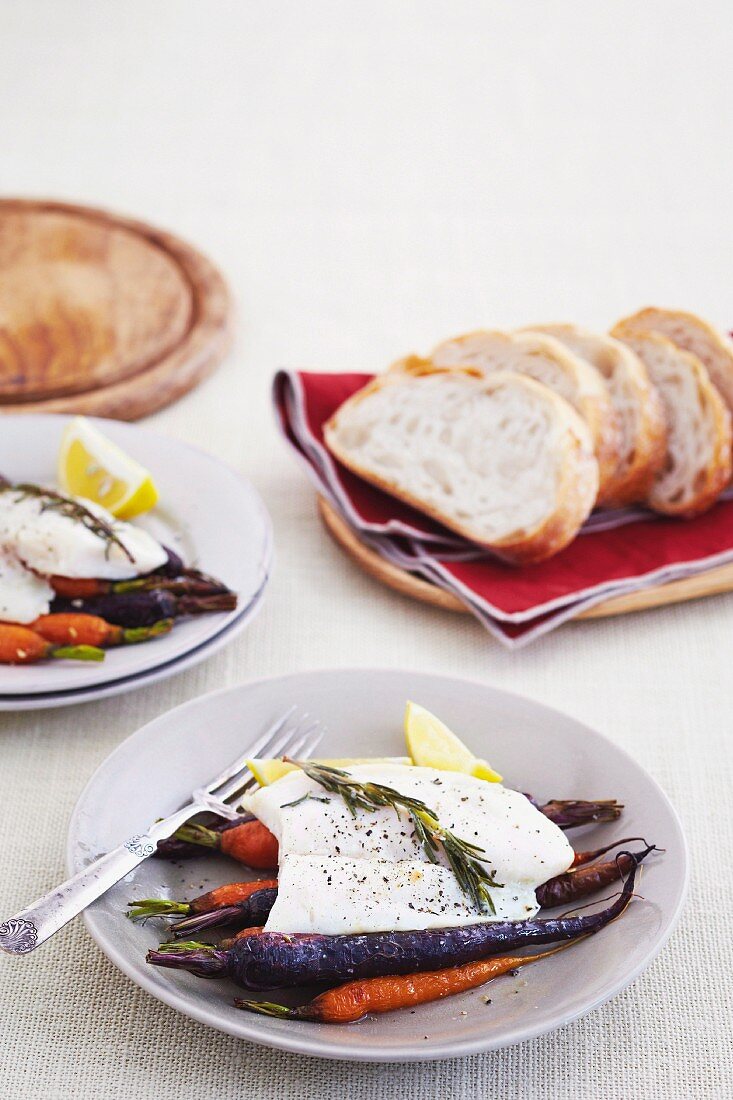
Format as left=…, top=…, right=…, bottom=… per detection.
left=0, top=482, right=134, bottom=563
left=285, top=761, right=503, bottom=914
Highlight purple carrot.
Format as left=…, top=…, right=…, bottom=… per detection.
left=147, top=855, right=639, bottom=989
left=52, top=589, right=237, bottom=627
left=536, top=844, right=656, bottom=908
left=539, top=799, right=623, bottom=830
left=158, top=546, right=185, bottom=577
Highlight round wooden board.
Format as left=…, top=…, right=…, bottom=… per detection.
left=318, top=495, right=733, bottom=621
left=0, top=198, right=233, bottom=419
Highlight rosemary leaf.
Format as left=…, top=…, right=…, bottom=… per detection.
left=279, top=792, right=331, bottom=810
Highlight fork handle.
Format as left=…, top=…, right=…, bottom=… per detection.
left=0, top=809, right=195, bottom=955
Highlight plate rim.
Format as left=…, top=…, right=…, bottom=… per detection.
left=66, top=668, right=690, bottom=1062
left=0, top=576, right=269, bottom=711
left=0, top=413, right=274, bottom=696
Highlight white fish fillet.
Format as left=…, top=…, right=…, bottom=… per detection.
left=243, top=764, right=573, bottom=934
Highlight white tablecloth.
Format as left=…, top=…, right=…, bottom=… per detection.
left=1, top=3, right=731, bottom=1097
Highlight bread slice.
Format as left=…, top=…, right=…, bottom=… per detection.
left=324, top=365, right=599, bottom=564
left=611, top=325, right=732, bottom=517
left=616, top=307, right=733, bottom=421
left=520, top=324, right=667, bottom=506
left=431, top=330, right=620, bottom=496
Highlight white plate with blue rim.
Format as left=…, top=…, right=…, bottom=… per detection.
left=0, top=415, right=272, bottom=698
left=67, top=668, right=688, bottom=1062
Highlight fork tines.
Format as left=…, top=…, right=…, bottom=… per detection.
left=201, top=708, right=325, bottom=814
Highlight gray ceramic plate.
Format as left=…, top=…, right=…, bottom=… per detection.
left=67, top=669, right=688, bottom=1062
left=0, top=415, right=273, bottom=696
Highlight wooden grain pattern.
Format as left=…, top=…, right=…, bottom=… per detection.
left=318, top=495, right=733, bottom=621
left=0, top=199, right=232, bottom=419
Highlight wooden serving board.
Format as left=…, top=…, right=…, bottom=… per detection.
left=0, top=198, right=232, bottom=419
left=318, top=495, right=733, bottom=621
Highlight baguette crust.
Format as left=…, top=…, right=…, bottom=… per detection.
left=324, top=365, right=599, bottom=565
left=617, top=307, right=733, bottom=423
left=521, top=324, right=667, bottom=506
left=611, top=325, right=732, bottom=518
left=431, top=330, right=620, bottom=496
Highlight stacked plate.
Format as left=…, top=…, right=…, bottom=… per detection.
left=0, top=416, right=273, bottom=710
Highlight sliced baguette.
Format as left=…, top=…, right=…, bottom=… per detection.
left=617, top=307, right=733, bottom=421
left=324, top=365, right=599, bottom=564
left=431, top=330, right=620, bottom=496
left=520, top=324, right=667, bottom=506
left=611, top=325, right=732, bottom=517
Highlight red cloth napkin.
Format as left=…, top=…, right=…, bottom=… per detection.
left=274, top=369, right=733, bottom=645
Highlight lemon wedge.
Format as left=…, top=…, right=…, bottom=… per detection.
left=58, top=417, right=159, bottom=519
left=404, top=701, right=502, bottom=782
left=248, top=756, right=411, bottom=786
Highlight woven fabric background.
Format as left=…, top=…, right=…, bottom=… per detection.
left=1, top=3, right=732, bottom=1097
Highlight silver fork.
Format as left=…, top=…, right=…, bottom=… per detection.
left=0, top=707, right=324, bottom=956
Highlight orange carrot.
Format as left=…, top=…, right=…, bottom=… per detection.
left=0, top=623, right=104, bottom=665
left=127, top=882, right=277, bottom=923
left=220, top=821, right=279, bottom=867
left=194, top=880, right=277, bottom=913
left=173, top=819, right=280, bottom=869
left=31, top=613, right=173, bottom=648
left=236, top=940, right=581, bottom=1022
left=49, top=576, right=107, bottom=599
left=222, top=926, right=265, bottom=948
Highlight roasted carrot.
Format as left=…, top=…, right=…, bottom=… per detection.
left=52, top=590, right=237, bottom=627
left=0, top=623, right=104, bottom=664
left=539, top=799, right=623, bottom=829
left=570, top=836, right=648, bottom=868
left=170, top=889, right=277, bottom=936
left=49, top=577, right=107, bottom=599
left=220, top=821, right=278, bottom=866
left=235, top=939, right=581, bottom=1022
left=31, top=613, right=173, bottom=648
left=127, top=879, right=278, bottom=921
left=153, top=814, right=253, bottom=860
left=173, top=819, right=279, bottom=869
left=536, top=845, right=655, bottom=908
left=186, top=880, right=276, bottom=913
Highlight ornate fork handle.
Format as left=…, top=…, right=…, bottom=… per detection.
left=0, top=707, right=322, bottom=955
left=0, top=806, right=195, bottom=955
